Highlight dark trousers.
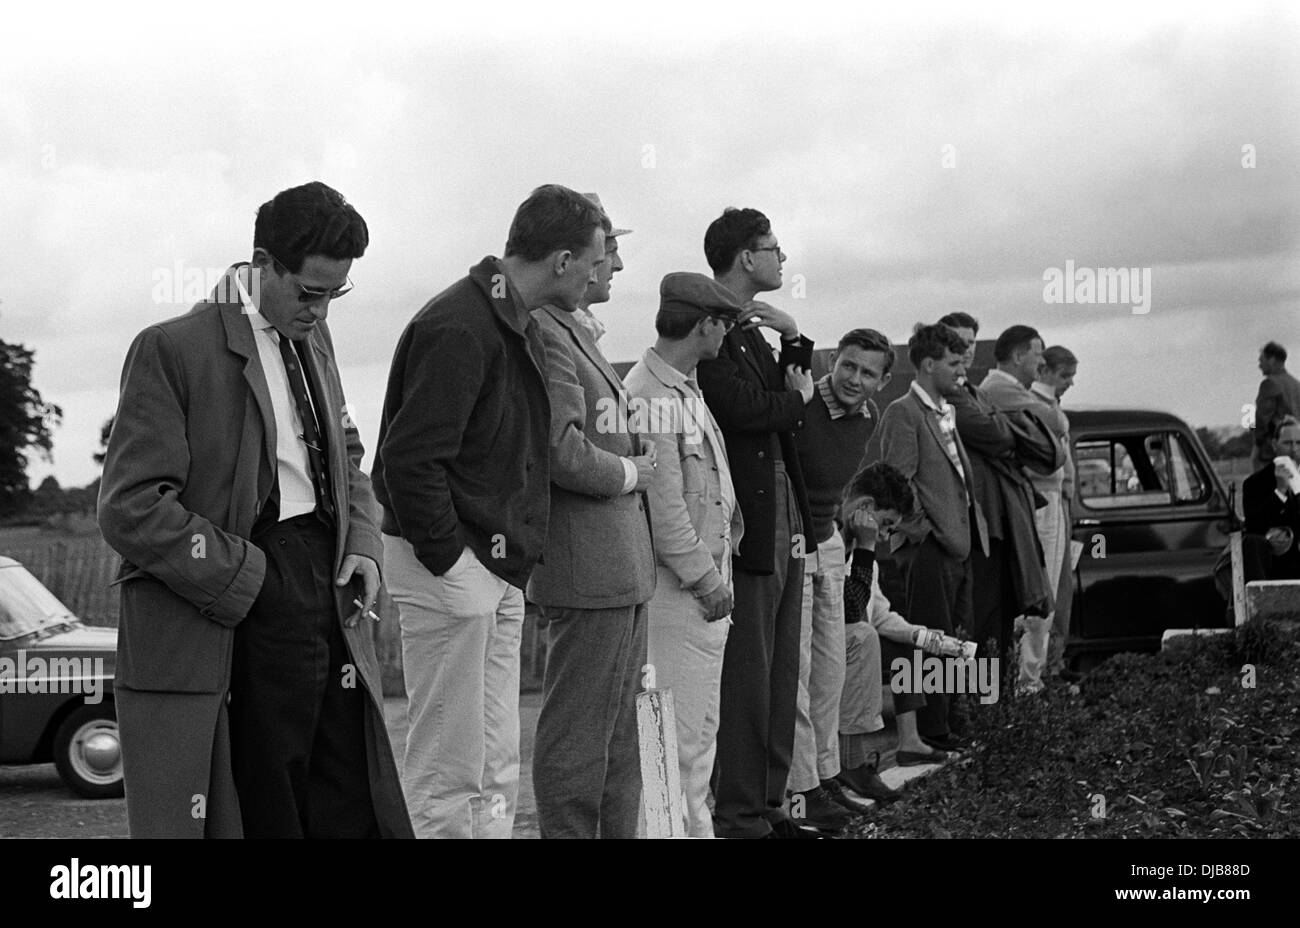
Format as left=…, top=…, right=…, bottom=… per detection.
left=893, top=534, right=972, bottom=739
left=713, top=471, right=805, bottom=839
left=533, top=602, right=647, bottom=839
left=970, top=537, right=1016, bottom=662
left=229, top=513, right=379, bottom=838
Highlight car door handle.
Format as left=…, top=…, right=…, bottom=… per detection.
left=1076, top=518, right=1101, bottom=526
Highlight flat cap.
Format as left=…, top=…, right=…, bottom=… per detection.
left=659, top=272, right=742, bottom=320
left=583, top=192, right=632, bottom=237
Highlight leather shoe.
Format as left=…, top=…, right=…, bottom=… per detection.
left=896, top=747, right=950, bottom=766
left=921, top=732, right=968, bottom=752
left=765, top=815, right=828, bottom=839
left=836, top=763, right=902, bottom=804
left=820, top=777, right=874, bottom=814
left=790, top=785, right=853, bottom=831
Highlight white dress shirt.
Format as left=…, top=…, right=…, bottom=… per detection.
left=235, top=269, right=319, bottom=521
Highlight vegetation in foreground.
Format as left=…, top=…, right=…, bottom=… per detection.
left=853, top=620, right=1300, bottom=838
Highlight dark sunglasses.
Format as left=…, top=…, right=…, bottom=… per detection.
left=266, top=251, right=354, bottom=303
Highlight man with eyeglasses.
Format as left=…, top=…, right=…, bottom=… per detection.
left=696, top=207, right=818, bottom=839
left=99, top=182, right=412, bottom=838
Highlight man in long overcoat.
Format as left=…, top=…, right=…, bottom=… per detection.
left=99, top=182, right=411, bottom=838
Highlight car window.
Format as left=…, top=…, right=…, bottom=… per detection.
left=0, top=565, right=78, bottom=640
left=1077, top=431, right=1210, bottom=509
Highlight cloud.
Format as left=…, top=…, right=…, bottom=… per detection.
left=4, top=6, right=1297, bottom=489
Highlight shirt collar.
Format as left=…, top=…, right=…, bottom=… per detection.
left=984, top=368, right=1023, bottom=389
left=234, top=267, right=275, bottom=333
left=910, top=379, right=951, bottom=416
left=1031, top=380, right=1058, bottom=403
left=818, top=375, right=871, bottom=420
left=573, top=306, right=607, bottom=344
left=643, top=347, right=697, bottom=393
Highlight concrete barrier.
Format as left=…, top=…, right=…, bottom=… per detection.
left=1245, top=580, right=1300, bottom=621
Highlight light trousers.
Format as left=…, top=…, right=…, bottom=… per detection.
left=647, top=566, right=732, bottom=838
left=839, top=621, right=885, bottom=737
left=790, top=532, right=847, bottom=792
left=384, top=537, right=522, bottom=839
left=1020, top=490, right=1066, bottom=690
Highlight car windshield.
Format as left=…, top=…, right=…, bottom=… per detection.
left=0, top=565, right=79, bottom=641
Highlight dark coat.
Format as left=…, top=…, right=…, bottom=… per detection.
left=371, top=257, right=552, bottom=587
left=98, top=266, right=412, bottom=839
left=947, top=380, right=1056, bottom=614
left=1243, top=464, right=1300, bottom=578
left=697, top=327, right=815, bottom=575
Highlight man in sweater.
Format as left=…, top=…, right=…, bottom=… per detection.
left=1252, top=342, right=1300, bottom=469
left=788, top=328, right=901, bottom=825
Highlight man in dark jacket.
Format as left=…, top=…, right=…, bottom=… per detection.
left=937, top=313, right=1059, bottom=677
left=697, top=207, right=817, bottom=839
left=372, top=184, right=606, bottom=838
left=1242, top=416, right=1300, bottom=580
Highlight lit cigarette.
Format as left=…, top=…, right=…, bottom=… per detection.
left=352, top=598, right=380, bottom=622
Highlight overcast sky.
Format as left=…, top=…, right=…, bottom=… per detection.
left=2, top=1, right=1297, bottom=488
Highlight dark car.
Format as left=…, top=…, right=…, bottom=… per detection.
left=0, top=556, right=122, bottom=798
left=1066, top=407, right=1234, bottom=667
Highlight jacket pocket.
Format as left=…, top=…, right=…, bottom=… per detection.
left=116, top=577, right=233, bottom=693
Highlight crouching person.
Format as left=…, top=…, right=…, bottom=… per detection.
left=839, top=463, right=961, bottom=775
left=624, top=273, right=745, bottom=838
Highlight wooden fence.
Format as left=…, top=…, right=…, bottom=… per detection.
left=3, top=533, right=121, bottom=627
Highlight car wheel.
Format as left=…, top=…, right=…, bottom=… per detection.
left=53, top=704, right=124, bottom=799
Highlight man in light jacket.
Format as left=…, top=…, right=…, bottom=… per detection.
left=624, top=272, right=745, bottom=838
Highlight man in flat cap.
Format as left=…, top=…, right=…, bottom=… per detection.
left=696, top=207, right=817, bottom=839
left=529, top=195, right=658, bottom=838
left=624, top=272, right=745, bottom=838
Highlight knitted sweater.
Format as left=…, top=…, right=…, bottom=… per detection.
left=793, top=386, right=877, bottom=544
